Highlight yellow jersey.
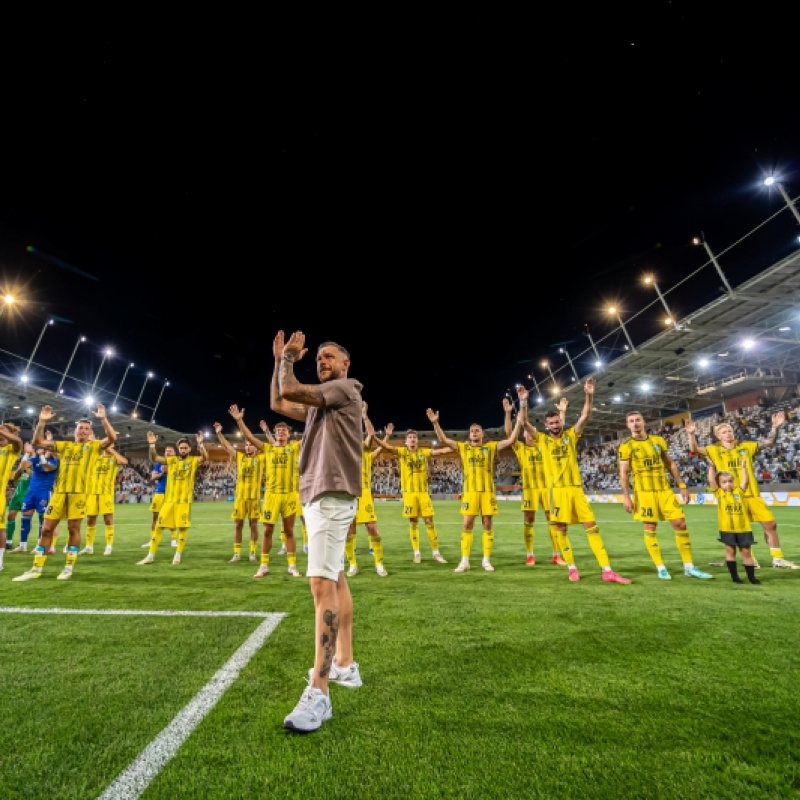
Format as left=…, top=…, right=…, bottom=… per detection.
left=235, top=451, right=265, bottom=501
left=714, top=487, right=751, bottom=533
left=0, top=444, right=19, bottom=495
left=87, top=451, right=120, bottom=496
left=534, top=428, right=582, bottom=489
left=163, top=455, right=201, bottom=504
left=706, top=441, right=759, bottom=499
left=264, top=440, right=301, bottom=494
left=457, top=441, right=498, bottom=493
left=512, top=441, right=547, bottom=490
left=53, top=440, right=103, bottom=494
left=361, top=445, right=374, bottom=492
left=396, top=446, right=432, bottom=494
left=617, top=435, right=671, bottom=492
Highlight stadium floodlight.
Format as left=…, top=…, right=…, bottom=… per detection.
left=558, top=346, right=580, bottom=382
left=90, top=347, right=114, bottom=395
left=55, top=335, right=86, bottom=396
left=25, top=407, right=34, bottom=414
left=23, top=318, right=55, bottom=380
left=643, top=274, right=678, bottom=328
left=779, top=326, right=791, bottom=332
left=536, top=396, right=544, bottom=405
left=541, top=359, right=557, bottom=390
left=608, top=307, right=637, bottom=354
left=20, top=374, right=29, bottom=384
left=742, top=338, right=755, bottom=350
left=640, top=382, right=651, bottom=393
left=693, top=234, right=734, bottom=298
left=698, top=358, right=710, bottom=368
left=85, top=395, right=95, bottom=406
left=764, top=176, right=800, bottom=226
left=0, top=292, right=16, bottom=319
left=112, top=362, right=135, bottom=410
left=613, top=395, right=622, bottom=402
left=594, top=359, right=602, bottom=368
left=132, top=372, right=154, bottom=418
left=151, top=379, right=169, bottom=423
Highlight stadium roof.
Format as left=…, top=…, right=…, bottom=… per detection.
left=549, top=247, right=800, bottom=439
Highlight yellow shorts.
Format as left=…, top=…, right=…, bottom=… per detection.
left=0, top=497, right=7, bottom=520
left=158, top=502, right=192, bottom=530
left=261, top=492, right=298, bottom=525
left=460, top=491, right=497, bottom=517
left=45, top=492, right=87, bottom=522
left=549, top=487, right=594, bottom=525
left=402, top=492, right=434, bottom=519
left=522, top=488, right=550, bottom=513
left=86, top=494, right=114, bottom=517
left=745, top=495, right=775, bottom=524
left=231, top=497, right=261, bottom=520
left=355, top=492, right=377, bottom=524
left=149, top=493, right=165, bottom=513
left=633, top=489, right=684, bottom=522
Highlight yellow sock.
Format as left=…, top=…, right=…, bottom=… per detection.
left=585, top=525, right=610, bottom=569
left=234, top=542, right=242, bottom=556
left=280, top=531, right=287, bottom=546
left=176, top=530, right=188, bottom=555
left=424, top=522, right=439, bottom=550
left=260, top=552, right=270, bottom=567
left=149, top=529, right=164, bottom=556
left=370, top=536, right=384, bottom=565
left=51, top=534, right=58, bottom=550
left=105, top=525, right=115, bottom=547
left=86, top=525, right=97, bottom=548
left=287, top=553, right=297, bottom=567
left=65, top=546, right=78, bottom=568
left=770, top=547, right=784, bottom=559
left=644, top=531, right=664, bottom=567
left=675, top=529, right=694, bottom=566
left=345, top=536, right=357, bottom=565
left=557, top=530, right=575, bottom=566
left=34, top=548, right=47, bottom=569
left=548, top=526, right=561, bottom=555
left=409, top=524, right=420, bottom=552
left=523, top=522, right=535, bottom=553
left=249, top=540, right=258, bottom=556
left=482, top=530, right=494, bottom=558
left=460, top=531, right=473, bottom=558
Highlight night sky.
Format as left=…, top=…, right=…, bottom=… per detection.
left=2, top=9, right=799, bottom=436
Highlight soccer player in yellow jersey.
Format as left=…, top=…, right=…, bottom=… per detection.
left=504, top=396, right=567, bottom=567
left=707, top=455, right=760, bottom=585
left=618, top=412, right=711, bottom=580
left=214, top=419, right=264, bottom=563
left=344, top=402, right=388, bottom=577
left=230, top=405, right=303, bottom=579
left=686, top=414, right=798, bottom=570
left=0, top=423, right=23, bottom=573
left=427, top=406, right=523, bottom=573
left=79, top=442, right=128, bottom=556
left=376, top=420, right=451, bottom=564
left=141, top=445, right=176, bottom=549
left=518, top=381, right=631, bottom=584
left=14, top=404, right=116, bottom=582
left=138, top=430, right=208, bottom=565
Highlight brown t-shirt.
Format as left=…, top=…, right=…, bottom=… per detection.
left=298, top=377, right=363, bottom=504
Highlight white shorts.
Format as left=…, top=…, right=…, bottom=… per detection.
left=304, top=493, right=358, bottom=581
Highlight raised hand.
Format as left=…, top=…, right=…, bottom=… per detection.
left=683, top=419, right=696, bottom=435
left=39, top=405, right=55, bottom=422
left=556, top=397, right=568, bottom=413
left=584, top=378, right=595, bottom=395
left=228, top=404, right=244, bottom=421
left=283, top=331, right=307, bottom=362
left=196, top=431, right=204, bottom=445
left=213, top=422, right=222, bottom=433
left=426, top=408, right=439, bottom=424
left=259, top=420, right=269, bottom=433
left=502, top=397, right=513, bottom=413
left=93, top=403, right=107, bottom=419
left=772, top=411, right=786, bottom=428
left=146, top=431, right=157, bottom=445
left=385, top=422, right=395, bottom=436
left=518, top=387, right=530, bottom=404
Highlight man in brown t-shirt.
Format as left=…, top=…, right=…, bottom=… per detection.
left=271, top=329, right=364, bottom=733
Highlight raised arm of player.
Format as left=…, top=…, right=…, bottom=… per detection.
left=573, top=378, right=595, bottom=435
left=426, top=408, right=458, bottom=451
left=214, top=421, right=236, bottom=457
left=272, top=330, right=311, bottom=422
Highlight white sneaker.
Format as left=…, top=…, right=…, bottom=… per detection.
left=454, top=560, right=470, bottom=574
left=253, top=565, right=269, bottom=578
left=170, top=539, right=178, bottom=548
left=12, top=567, right=42, bottom=582
left=278, top=545, right=288, bottom=556
left=56, top=568, right=73, bottom=580
left=104, top=546, right=113, bottom=556
left=78, top=546, right=94, bottom=556
left=432, top=552, right=447, bottom=564
left=9, top=544, right=28, bottom=554
left=229, top=554, right=241, bottom=563
left=172, top=553, right=181, bottom=565
left=347, top=564, right=358, bottom=577
left=773, top=558, right=800, bottom=570
left=482, top=559, right=495, bottom=572
left=287, top=565, right=303, bottom=577
left=136, top=555, right=154, bottom=565
left=249, top=553, right=257, bottom=562
left=303, top=544, right=309, bottom=555
left=283, top=686, right=332, bottom=733
left=307, top=660, right=363, bottom=689
left=413, top=551, right=422, bottom=564
left=376, top=564, right=388, bottom=577
left=141, top=542, right=151, bottom=548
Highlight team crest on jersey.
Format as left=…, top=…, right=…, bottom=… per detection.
left=653, top=444, right=661, bottom=452
left=738, top=449, right=747, bottom=457
left=733, top=493, right=740, bottom=501
left=562, top=437, right=569, bottom=445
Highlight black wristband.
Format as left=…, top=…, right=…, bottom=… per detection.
left=282, top=354, right=295, bottom=363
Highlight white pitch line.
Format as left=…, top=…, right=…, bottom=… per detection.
left=97, top=612, right=286, bottom=800
left=0, top=607, right=271, bottom=617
